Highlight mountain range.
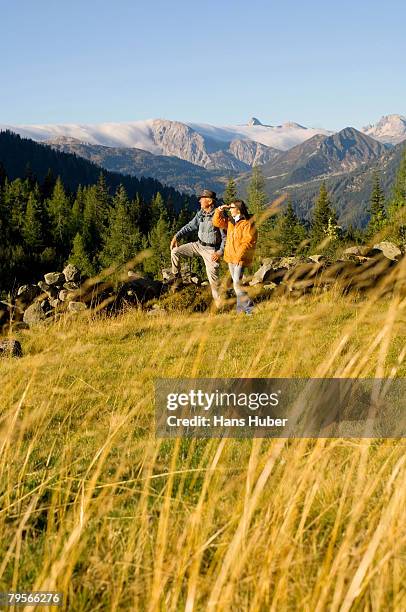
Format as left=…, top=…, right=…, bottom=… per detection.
left=1, top=114, right=405, bottom=226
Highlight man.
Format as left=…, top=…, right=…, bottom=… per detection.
left=170, top=189, right=225, bottom=306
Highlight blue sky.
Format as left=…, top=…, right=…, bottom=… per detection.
left=1, top=0, right=405, bottom=130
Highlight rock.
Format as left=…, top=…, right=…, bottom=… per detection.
left=249, top=262, right=275, bottom=285
left=17, top=284, right=41, bottom=303
left=67, top=301, right=87, bottom=312
left=343, top=246, right=364, bottom=257
left=63, top=264, right=81, bottom=283
left=23, top=302, right=47, bottom=326
left=38, top=281, right=59, bottom=298
left=307, top=254, right=326, bottom=264
left=279, top=256, right=302, bottom=269
left=44, top=272, right=65, bottom=286
left=0, top=339, right=23, bottom=358
left=147, top=308, right=168, bottom=316
left=371, top=241, right=402, bottom=261
left=63, top=282, right=79, bottom=291
left=161, top=267, right=174, bottom=281
left=50, top=298, right=61, bottom=308
left=59, top=289, right=74, bottom=302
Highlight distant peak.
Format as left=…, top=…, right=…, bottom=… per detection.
left=247, top=117, right=263, bottom=126
left=282, top=121, right=305, bottom=129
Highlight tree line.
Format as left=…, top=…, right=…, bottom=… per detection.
left=0, top=169, right=192, bottom=294
left=1, top=147, right=405, bottom=296
left=235, top=147, right=406, bottom=262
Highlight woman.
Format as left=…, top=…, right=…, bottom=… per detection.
left=213, top=200, right=258, bottom=315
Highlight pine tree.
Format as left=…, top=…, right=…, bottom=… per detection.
left=247, top=166, right=272, bottom=260
left=143, top=213, right=172, bottom=277
left=71, top=185, right=85, bottom=237
left=23, top=188, right=43, bottom=250
left=100, top=185, right=141, bottom=268
left=41, top=168, right=56, bottom=200
left=47, top=177, right=72, bottom=248
left=150, top=192, right=166, bottom=227
left=82, top=186, right=100, bottom=251
left=4, top=178, right=29, bottom=239
left=367, top=171, right=387, bottom=237
left=247, top=166, right=268, bottom=218
left=310, top=182, right=338, bottom=247
left=273, top=199, right=307, bottom=255
left=94, top=173, right=110, bottom=237
left=68, top=233, right=95, bottom=277
left=223, top=177, right=238, bottom=205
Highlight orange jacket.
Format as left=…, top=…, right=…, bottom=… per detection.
left=212, top=208, right=258, bottom=265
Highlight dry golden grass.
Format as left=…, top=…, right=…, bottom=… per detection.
left=1, top=274, right=406, bottom=610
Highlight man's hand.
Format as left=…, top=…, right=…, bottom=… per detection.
left=170, top=236, right=178, bottom=250
left=211, top=251, right=222, bottom=262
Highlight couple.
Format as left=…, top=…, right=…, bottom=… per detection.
left=170, top=189, right=258, bottom=314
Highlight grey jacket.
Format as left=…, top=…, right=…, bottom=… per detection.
left=175, top=208, right=226, bottom=253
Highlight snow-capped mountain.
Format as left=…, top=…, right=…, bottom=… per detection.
left=186, top=117, right=331, bottom=150
left=0, top=117, right=330, bottom=171
left=361, top=114, right=406, bottom=145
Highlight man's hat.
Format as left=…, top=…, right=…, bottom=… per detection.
left=197, top=189, right=217, bottom=200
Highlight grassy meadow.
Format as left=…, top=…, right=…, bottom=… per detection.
left=1, top=278, right=406, bottom=610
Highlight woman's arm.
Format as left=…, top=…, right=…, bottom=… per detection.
left=212, top=207, right=229, bottom=230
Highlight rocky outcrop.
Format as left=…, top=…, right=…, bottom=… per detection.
left=3, top=264, right=176, bottom=332
left=248, top=242, right=405, bottom=299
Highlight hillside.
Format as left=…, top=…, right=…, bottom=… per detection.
left=47, top=136, right=229, bottom=194
left=280, top=141, right=406, bottom=227
left=0, top=130, right=194, bottom=208
left=237, top=129, right=403, bottom=226
left=1, top=289, right=405, bottom=609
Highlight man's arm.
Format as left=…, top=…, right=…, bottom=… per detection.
left=170, top=211, right=200, bottom=249
left=175, top=212, right=200, bottom=241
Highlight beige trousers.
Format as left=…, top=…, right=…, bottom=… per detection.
left=171, top=241, right=221, bottom=301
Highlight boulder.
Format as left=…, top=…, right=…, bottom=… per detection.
left=63, top=282, right=80, bottom=291
left=0, top=339, right=23, bottom=358
left=38, top=281, right=59, bottom=298
left=59, top=289, right=74, bottom=302
left=23, top=302, right=48, bottom=326
left=342, top=246, right=364, bottom=258
left=44, top=272, right=65, bottom=286
left=63, top=264, right=81, bottom=283
left=249, top=261, right=275, bottom=286
left=371, top=241, right=402, bottom=261
left=68, top=301, right=87, bottom=313
left=17, top=284, right=41, bottom=303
